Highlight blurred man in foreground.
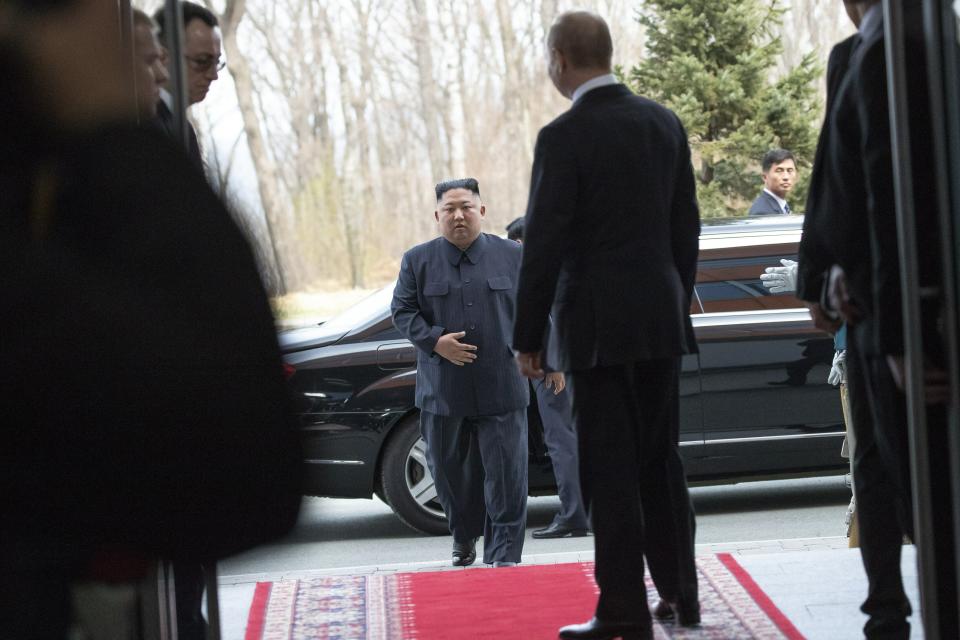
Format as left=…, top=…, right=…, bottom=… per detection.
left=0, top=2, right=301, bottom=637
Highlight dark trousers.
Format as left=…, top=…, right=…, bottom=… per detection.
left=532, top=378, right=589, bottom=530
left=848, top=328, right=913, bottom=640
left=419, top=409, right=528, bottom=564
left=570, top=358, right=697, bottom=624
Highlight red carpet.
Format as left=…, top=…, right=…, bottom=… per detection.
left=244, top=555, right=805, bottom=639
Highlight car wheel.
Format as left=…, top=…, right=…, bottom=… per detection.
left=380, top=414, right=449, bottom=535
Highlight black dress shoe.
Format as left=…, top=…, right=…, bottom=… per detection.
left=532, top=522, right=592, bottom=539
left=451, top=539, right=477, bottom=567
left=558, top=617, right=652, bottom=640
left=652, top=598, right=700, bottom=626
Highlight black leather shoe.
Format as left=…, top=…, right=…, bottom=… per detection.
left=558, top=617, right=652, bottom=640
left=451, top=539, right=477, bottom=567
left=532, top=522, right=592, bottom=539
left=652, top=598, right=700, bottom=626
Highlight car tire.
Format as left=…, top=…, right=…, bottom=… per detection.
left=380, top=414, right=449, bottom=535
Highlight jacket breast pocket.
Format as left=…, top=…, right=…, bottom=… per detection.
left=424, top=282, right=449, bottom=297
left=487, top=276, right=512, bottom=291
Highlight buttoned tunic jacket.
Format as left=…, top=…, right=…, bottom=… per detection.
left=391, top=232, right=529, bottom=417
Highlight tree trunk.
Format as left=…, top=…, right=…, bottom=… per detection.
left=215, top=0, right=296, bottom=294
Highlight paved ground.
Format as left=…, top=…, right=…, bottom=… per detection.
left=219, top=476, right=852, bottom=579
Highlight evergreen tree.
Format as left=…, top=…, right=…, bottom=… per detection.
left=626, top=0, right=822, bottom=217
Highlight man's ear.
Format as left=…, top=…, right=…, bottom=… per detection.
left=434, top=209, right=440, bottom=223
left=479, top=204, right=486, bottom=218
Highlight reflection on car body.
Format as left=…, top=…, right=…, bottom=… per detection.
left=281, top=216, right=846, bottom=534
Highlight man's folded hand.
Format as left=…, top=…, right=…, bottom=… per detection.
left=434, top=331, right=478, bottom=366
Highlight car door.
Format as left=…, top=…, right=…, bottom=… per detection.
left=678, top=296, right=705, bottom=476
left=693, top=232, right=845, bottom=479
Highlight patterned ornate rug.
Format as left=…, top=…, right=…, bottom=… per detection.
left=243, top=553, right=805, bottom=639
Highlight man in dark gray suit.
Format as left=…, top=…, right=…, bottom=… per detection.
left=506, top=217, right=589, bottom=539
left=748, top=148, right=797, bottom=216
left=513, top=11, right=700, bottom=640
left=392, top=178, right=529, bottom=567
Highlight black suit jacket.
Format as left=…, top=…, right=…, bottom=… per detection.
left=822, top=10, right=940, bottom=356
left=513, top=83, right=701, bottom=371
left=747, top=190, right=786, bottom=216
left=796, top=34, right=858, bottom=302
left=153, top=99, right=203, bottom=171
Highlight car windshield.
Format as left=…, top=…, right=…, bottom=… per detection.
left=317, top=284, right=393, bottom=335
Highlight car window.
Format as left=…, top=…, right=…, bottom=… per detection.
left=695, top=249, right=803, bottom=313
left=317, top=285, right=394, bottom=335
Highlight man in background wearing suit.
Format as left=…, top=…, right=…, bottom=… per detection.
left=149, top=4, right=225, bottom=637
left=131, top=10, right=168, bottom=121
left=748, top=148, right=797, bottom=215
left=513, top=11, right=701, bottom=640
left=392, top=179, right=529, bottom=568
left=152, top=1, right=223, bottom=169
left=506, top=217, right=590, bottom=539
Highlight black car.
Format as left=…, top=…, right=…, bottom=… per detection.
left=282, top=216, right=846, bottom=535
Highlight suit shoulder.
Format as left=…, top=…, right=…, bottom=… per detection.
left=486, top=233, right=522, bottom=254
left=748, top=193, right=776, bottom=215
left=403, top=237, right=443, bottom=260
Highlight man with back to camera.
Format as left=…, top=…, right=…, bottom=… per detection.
left=513, top=11, right=701, bottom=640
left=506, top=217, right=590, bottom=539
left=748, top=148, right=797, bottom=215
left=152, top=1, right=223, bottom=169
left=819, top=1, right=957, bottom=637
left=391, top=178, right=529, bottom=568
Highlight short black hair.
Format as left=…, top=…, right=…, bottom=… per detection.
left=505, top=217, right=525, bottom=241
left=762, top=149, right=795, bottom=173
left=435, top=178, right=480, bottom=202
left=154, top=1, right=219, bottom=43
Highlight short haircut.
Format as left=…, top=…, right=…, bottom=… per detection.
left=154, top=1, right=219, bottom=43
left=435, top=178, right=480, bottom=202
left=762, top=149, right=796, bottom=172
left=505, top=217, right=525, bottom=241
left=548, top=11, right=613, bottom=70
left=132, top=8, right=157, bottom=32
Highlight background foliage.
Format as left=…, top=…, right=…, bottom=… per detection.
left=628, top=0, right=821, bottom=217
left=135, top=0, right=853, bottom=296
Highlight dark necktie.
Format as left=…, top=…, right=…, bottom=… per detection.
left=784, top=202, right=791, bottom=214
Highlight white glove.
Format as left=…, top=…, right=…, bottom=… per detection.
left=828, top=350, right=847, bottom=386
left=760, top=259, right=799, bottom=293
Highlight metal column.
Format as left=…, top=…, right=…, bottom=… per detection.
left=922, top=0, right=960, bottom=627
left=884, top=0, right=960, bottom=637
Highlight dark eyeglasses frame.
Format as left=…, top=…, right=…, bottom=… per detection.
left=184, top=55, right=226, bottom=73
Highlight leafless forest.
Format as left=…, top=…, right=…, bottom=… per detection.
left=135, top=0, right=853, bottom=296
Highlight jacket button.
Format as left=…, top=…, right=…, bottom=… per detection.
left=464, top=279, right=471, bottom=284
left=470, top=324, right=476, bottom=330
left=467, top=302, right=474, bottom=307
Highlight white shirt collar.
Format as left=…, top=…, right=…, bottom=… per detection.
left=763, top=188, right=789, bottom=213
left=159, top=88, right=173, bottom=111
left=572, top=73, right=619, bottom=104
